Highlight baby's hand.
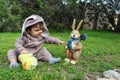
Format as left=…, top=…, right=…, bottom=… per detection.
left=58, top=41, right=65, bottom=45
left=21, top=50, right=29, bottom=54
left=65, top=45, right=68, bottom=48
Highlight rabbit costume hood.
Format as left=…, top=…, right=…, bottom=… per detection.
left=21, top=14, right=49, bottom=37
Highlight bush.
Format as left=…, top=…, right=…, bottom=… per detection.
left=0, top=1, right=22, bottom=32
left=0, top=0, right=84, bottom=32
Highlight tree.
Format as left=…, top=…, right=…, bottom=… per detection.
left=77, top=0, right=120, bottom=32
left=1, top=0, right=120, bottom=32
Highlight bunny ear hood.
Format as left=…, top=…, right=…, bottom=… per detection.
left=21, top=14, right=49, bottom=37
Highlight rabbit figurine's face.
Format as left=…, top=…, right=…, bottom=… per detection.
left=70, top=30, right=80, bottom=38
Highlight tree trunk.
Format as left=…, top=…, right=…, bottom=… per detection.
left=116, top=14, right=120, bottom=32
left=93, top=12, right=99, bottom=30
left=107, top=14, right=118, bottom=32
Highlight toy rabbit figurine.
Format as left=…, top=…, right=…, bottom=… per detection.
left=65, top=19, right=86, bottom=64
left=18, top=53, right=38, bottom=70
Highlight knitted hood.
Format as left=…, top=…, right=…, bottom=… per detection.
left=21, top=14, right=49, bottom=37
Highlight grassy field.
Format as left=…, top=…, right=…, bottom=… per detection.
left=0, top=30, right=120, bottom=80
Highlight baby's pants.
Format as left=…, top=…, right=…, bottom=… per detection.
left=7, top=49, right=19, bottom=61
left=34, top=47, right=52, bottom=61
left=7, top=48, right=52, bottom=62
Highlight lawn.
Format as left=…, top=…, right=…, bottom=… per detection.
left=0, top=30, right=120, bottom=80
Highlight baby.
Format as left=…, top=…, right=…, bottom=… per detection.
left=7, top=14, right=64, bottom=68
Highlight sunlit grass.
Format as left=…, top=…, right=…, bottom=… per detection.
left=0, top=30, right=120, bottom=80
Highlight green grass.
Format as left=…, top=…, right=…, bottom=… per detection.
left=0, top=30, right=120, bottom=80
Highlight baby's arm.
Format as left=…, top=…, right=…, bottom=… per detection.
left=44, top=36, right=64, bottom=45
left=15, top=37, right=28, bottom=54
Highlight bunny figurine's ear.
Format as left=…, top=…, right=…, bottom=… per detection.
left=76, top=20, right=83, bottom=30
left=71, top=18, right=76, bottom=30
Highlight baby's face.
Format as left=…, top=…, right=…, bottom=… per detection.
left=28, top=23, right=43, bottom=37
